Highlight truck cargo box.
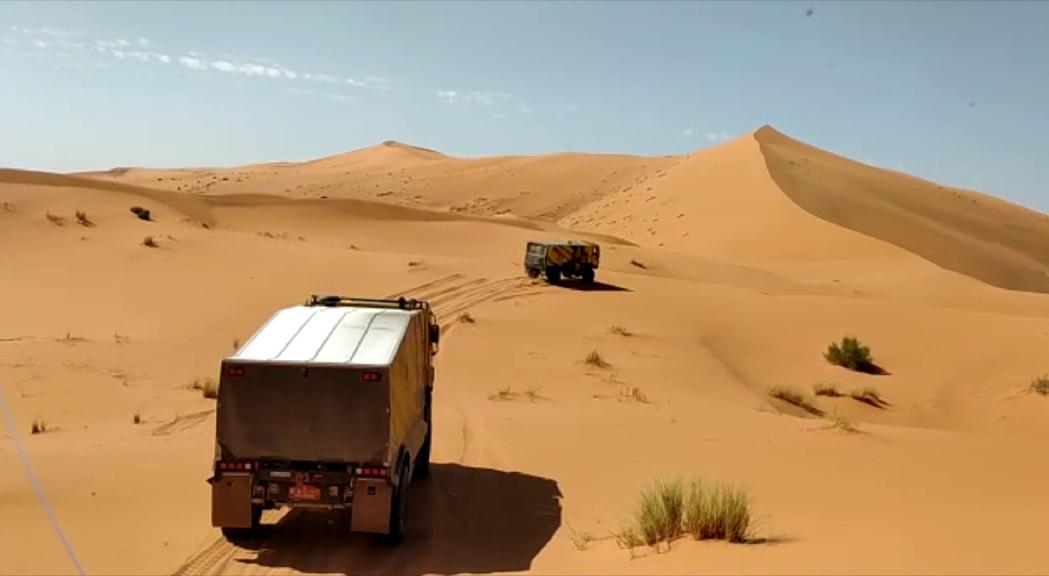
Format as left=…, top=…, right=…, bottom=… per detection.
left=215, top=301, right=434, bottom=466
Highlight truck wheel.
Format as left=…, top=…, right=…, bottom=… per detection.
left=382, top=464, right=409, bottom=546
left=581, top=266, right=595, bottom=283
left=545, top=266, right=561, bottom=285
left=526, top=267, right=539, bottom=279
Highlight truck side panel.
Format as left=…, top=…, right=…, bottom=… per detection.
left=387, top=314, right=427, bottom=474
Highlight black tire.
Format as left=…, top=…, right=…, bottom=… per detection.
left=526, top=267, right=539, bottom=279
left=382, top=464, right=409, bottom=546
left=581, top=266, right=595, bottom=283
left=545, top=266, right=561, bottom=285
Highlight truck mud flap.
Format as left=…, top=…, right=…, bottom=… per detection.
left=211, top=473, right=253, bottom=528
left=350, top=478, right=392, bottom=534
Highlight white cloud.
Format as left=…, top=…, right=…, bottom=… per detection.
left=178, top=56, right=209, bottom=71
left=137, top=37, right=150, bottom=47
left=683, top=128, right=694, bottom=137
left=115, top=38, right=130, bottom=47
left=210, top=59, right=236, bottom=72
left=436, top=90, right=458, bottom=103
left=112, top=50, right=126, bottom=60
left=157, top=54, right=170, bottom=64
left=326, top=93, right=352, bottom=102
left=32, top=39, right=48, bottom=48
left=518, top=104, right=533, bottom=115
left=707, top=131, right=732, bottom=142
left=312, top=73, right=340, bottom=84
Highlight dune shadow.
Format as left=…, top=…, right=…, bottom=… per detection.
left=858, top=362, right=890, bottom=376
left=559, top=280, right=631, bottom=292
left=241, top=463, right=562, bottom=575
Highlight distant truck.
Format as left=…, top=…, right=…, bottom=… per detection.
left=524, top=240, right=600, bottom=284
left=208, top=295, right=440, bottom=545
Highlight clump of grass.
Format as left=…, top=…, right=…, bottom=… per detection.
left=257, top=231, right=287, bottom=239
left=407, top=260, right=423, bottom=267
left=524, top=386, right=547, bottom=401
left=584, top=350, right=610, bottom=369
left=618, top=477, right=752, bottom=550
left=31, top=419, right=50, bottom=435
left=1031, top=375, right=1049, bottom=396
left=45, top=211, right=65, bottom=226
left=129, top=206, right=151, bottom=221
left=629, top=259, right=647, bottom=269
left=142, top=235, right=158, bottom=248
left=849, top=387, right=888, bottom=408
left=813, top=383, right=842, bottom=397
left=458, top=312, right=475, bottom=324
left=621, top=386, right=649, bottom=403
left=133, top=411, right=142, bottom=425
left=825, top=336, right=881, bottom=374
left=114, top=332, right=130, bottom=344
left=768, top=385, right=822, bottom=415
left=192, top=377, right=219, bottom=399
left=610, top=325, right=632, bottom=337
left=565, top=521, right=598, bottom=551
left=2, top=202, right=15, bottom=212
left=616, top=479, right=684, bottom=549
left=74, top=210, right=93, bottom=227
left=232, top=338, right=241, bottom=350
left=683, top=479, right=751, bottom=543
left=826, top=412, right=860, bottom=433
left=488, top=387, right=518, bottom=401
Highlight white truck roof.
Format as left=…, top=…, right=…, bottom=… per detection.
left=230, top=305, right=414, bottom=367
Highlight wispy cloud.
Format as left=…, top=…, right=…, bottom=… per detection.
left=11, top=25, right=389, bottom=91
left=707, top=131, right=732, bottom=142
left=437, top=89, right=533, bottom=117
left=683, top=128, right=695, bottom=137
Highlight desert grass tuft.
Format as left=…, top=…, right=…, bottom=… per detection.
left=458, top=312, right=475, bottom=324
left=192, top=377, right=219, bottom=399
left=488, top=387, right=518, bottom=401
left=849, top=387, right=888, bottom=408
left=133, top=411, right=142, bottom=425
left=619, top=477, right=752, bottom=550
left=610, top=325, right=633, bottom=337
left=1031, top=375, right=1049, bottom=396
left=584, top=350, right=610, bottom=369
left=768, top=385, right=822, bottom=415
left=826, top=412, right=860, bottom=433
left=813, top=383, right=842, bottom=397
left=142, top=235, right=158, bottom=248
left=74, top=210, right=94, bottom=227
left=621, top=386, right=650, bottom=403
left=31, top=419, right=50, bottom=435
left=629, top=259, right=647, bottom=269
left=45, top=211, right=65, bottom=226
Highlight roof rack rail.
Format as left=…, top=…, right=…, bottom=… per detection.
left=305, top=294, right=431, bottom=310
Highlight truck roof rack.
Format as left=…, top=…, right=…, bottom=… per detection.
left=305, top=294, right=432, bottom=311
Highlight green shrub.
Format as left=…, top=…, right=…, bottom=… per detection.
left=825, top=336, right=880, bottom=373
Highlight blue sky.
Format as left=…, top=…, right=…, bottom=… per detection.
left=2, top=1, right=1047, bottom=212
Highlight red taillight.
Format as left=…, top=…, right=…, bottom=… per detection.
left=362, top=371, right=382, bottom=382
left=356, top=466, right=389, bottom=478
left=217, top=460, right=252, bottom=471
left=227, top=366, right=245, bottom=377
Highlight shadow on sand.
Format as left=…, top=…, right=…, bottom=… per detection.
left=558, top=280, right=631, bottom=292
left=236, top=463, right=562, bottom=575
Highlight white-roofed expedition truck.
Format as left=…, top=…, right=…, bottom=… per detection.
left=208, top=295, right=440, bottom=545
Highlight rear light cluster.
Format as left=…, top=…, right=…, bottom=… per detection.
left=362, top=371, right=382, bottom=382
left=227, top=366, right=246, bottom=377
left=355, top=466, right=389, bottom=478
left=217, top=461, right=253, bottom=471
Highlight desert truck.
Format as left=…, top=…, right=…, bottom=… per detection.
left=208, top=295, right=439, bottom=545
left=524, top=240, right=600, bottom=284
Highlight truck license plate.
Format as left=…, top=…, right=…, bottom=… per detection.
left=289, top=485, right=321, bottom=501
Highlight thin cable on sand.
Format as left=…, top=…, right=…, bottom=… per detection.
left=0, top=384, right=86, bottom=576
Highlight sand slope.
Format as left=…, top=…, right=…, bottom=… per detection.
left=4, top=128, right=1049, bottom=575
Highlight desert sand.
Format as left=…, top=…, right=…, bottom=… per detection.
left=3, top=126, right=1049, bottom=575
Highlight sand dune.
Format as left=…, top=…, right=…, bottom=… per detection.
left=4, top=127, right=1049, bottom=575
